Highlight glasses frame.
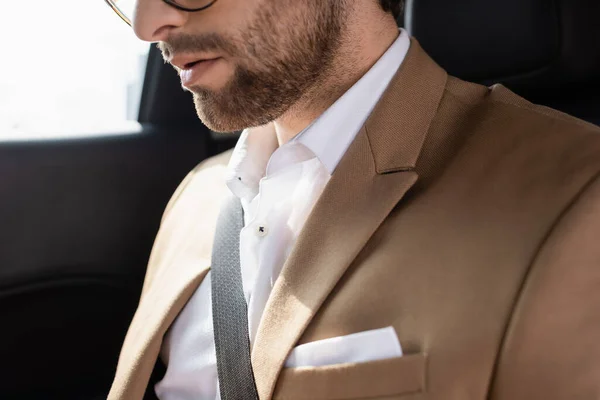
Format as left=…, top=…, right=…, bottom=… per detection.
left=104, top=0, right=219, bottom=26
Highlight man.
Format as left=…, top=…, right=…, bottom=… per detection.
left=106, top=0, right=600, bottom=399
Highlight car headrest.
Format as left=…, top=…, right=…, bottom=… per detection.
left=404, top=0, right=600, bottom=98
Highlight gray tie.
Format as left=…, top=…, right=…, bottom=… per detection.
left=211, top=195, right=260, bottom=400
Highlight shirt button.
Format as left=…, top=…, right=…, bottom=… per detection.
left=256, top=224, right=268, bottom=237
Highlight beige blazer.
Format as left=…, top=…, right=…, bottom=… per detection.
left=108, top=39, right=600, bottom=400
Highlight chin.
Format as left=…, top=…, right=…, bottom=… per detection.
left=193, top=98, right=240, bottom=133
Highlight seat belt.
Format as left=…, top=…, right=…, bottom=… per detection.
left=211, top=195, right=260, bottom=400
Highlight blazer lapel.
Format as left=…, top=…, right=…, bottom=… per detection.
left=251, top=39, right=448, bottom=399
left=109, top=162, right=231, bottom=400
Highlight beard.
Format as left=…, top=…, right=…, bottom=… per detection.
left=159, top=0, right=347, bottom=132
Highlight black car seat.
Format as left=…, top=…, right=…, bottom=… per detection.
left=404, top=0, right=600, bottom=126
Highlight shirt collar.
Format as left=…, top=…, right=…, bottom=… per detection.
left=225, top=125, right=278, bottom=201
left=226, top=28, right=411, bottom=200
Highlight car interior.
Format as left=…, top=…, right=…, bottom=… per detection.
left=0, top=0, right=598, bottom=398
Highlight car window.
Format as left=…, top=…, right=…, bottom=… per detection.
left=0, top=0, right=149, bottom=140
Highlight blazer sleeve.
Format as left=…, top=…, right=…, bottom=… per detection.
left=491, top=172, right=600, bottom=400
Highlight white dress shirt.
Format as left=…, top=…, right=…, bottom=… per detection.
left=155, top=29, right=410, bottom=400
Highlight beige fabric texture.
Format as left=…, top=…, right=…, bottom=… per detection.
left=108, top=39, right=600, bottom=400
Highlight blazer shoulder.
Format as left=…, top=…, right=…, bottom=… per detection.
left=420, top=76, right=600, bottom=193
left=162, top=148, right=234, bottom=223
left=487, top=85, right=600, bottom=177
left=420, top=76, right=600, bottom=238
left=444, top=75, right=600, bottom=136
left=443, top=76, right=600, bottom=169
left=489, top=84, right=600, bottom=133
left=141, top=149, right=233, bottom=297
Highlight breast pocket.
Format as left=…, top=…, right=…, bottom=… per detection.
left=273, top=353, right=426, bottom=400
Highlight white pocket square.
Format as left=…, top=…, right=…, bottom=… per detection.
left=284, top=326, right=403, bottom=368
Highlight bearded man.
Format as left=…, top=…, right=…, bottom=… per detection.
left=105, top=0, right=600, bottom=399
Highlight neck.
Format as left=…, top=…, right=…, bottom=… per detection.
left=273, top=7, right=400, bottom=146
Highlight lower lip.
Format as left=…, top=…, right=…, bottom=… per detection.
left=180, top=58, right=222, bottom=88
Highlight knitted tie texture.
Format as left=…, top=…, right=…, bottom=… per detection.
left=211, top=195, right=259, bottom=400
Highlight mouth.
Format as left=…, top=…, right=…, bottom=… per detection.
left=167, top=53, right=216, bottom=70
left=182, top=59, right=206, bottom=70
left=178, top=57, right=223, bottom=88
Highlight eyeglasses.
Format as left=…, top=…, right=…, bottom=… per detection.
left=104, top=0, right=218, bottom=26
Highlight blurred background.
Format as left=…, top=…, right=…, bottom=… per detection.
left=0, top=0, right=149, bottom=140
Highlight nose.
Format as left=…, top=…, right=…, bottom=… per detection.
left=132, top=0, right=189, bottom=42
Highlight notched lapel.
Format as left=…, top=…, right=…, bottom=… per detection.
left=251, top=39, right=448, bottom=400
